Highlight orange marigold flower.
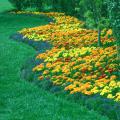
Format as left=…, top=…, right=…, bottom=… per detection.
left=110, top=75, right=117, bottom=80
left=39, top=76, right=44, bottom=80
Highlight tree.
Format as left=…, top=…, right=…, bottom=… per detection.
left=107, top=0, right=120, bottom=78
left=51, top=0, right=60, bottom=11
left=79, top=0, right=109, bottom=47
left=60, top=0, right=76, bottom=14
left=51, top=0, right=77, bottom=14
left=34, top=0, right=43, bottom=11
left=9, top=0, right=28, bottom=11
left=107, top=0, right=120, bottom=55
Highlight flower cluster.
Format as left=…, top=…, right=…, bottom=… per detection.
left=18, top=11, right=114, bottom=49
left=33, top=46, right=119, bottom=101
left=18, top=11, right=119, bottom=102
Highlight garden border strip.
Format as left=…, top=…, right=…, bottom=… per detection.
left=11, top=33, right=120, bottom=120
left=10, top=12, right=120, bottom=120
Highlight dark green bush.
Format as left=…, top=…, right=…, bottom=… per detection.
left=8, top=0, right=28, bottom=10
left=8, top=0, right=43, bottom=11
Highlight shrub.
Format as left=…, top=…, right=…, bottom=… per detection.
left=9, top=0, right=43, bottom=11
left=8, top=0, right=29, bottom=11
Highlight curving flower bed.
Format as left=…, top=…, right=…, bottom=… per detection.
left=13, top=11, right=119, bottom=102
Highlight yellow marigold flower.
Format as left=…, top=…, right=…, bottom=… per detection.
left=107, top=94, right=114, bottom=99
left=82, top=90, right=93, bottom=95
left=109, top=80, right=116, bottom=87
left=52, top=69, right=60, bottom=73
left=96, top=82, right=104, bottom=88
left=70, top=90, right=75, bottom=94
left=73, top=66, right=79, bottom=70
left=67, top=78, right=74, bottom=82
left=73, top=81, right=80, bottom=85
left=95, top=62, right=101, bottom=67
left=70, top=62, right=76, bottom=66
left=65, top=84, right=75, bottom=91
left=116, top=93, right=120, bottom=96
left=73, top=72, right=80, bottom=77
left=46, top=63, right=52, bottom=68
left=110, top=75, right=117, bottom=80
left=117, top=82, right=120, bottom=87
left=53, top=81, right=62, bottom=85
left=86, top=76, right=92, bottom=81
left=115, top=93, right=120, bottom=102
left=100, top=87, right=110, bottom=95
left=88, top=66, right=93, bottom=71
left=91, top=87, right=99, bottom=94
left=92, top=75, right=97, bottom=79
left=43, top=70, right=49, bottom=75
left=107, top=29, right=112, bottom=35
left=32, top=63, right=44, bottom=71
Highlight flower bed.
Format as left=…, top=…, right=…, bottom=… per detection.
left=15, top=11, right=119, bottom=102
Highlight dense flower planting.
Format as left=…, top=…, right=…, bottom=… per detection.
left=17, top=11, right=120, bottom=102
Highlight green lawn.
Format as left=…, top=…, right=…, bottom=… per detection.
left=0, top=1, right=110, bottom=120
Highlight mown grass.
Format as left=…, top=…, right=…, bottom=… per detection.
left=0, top=1, right=110, bottom=120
